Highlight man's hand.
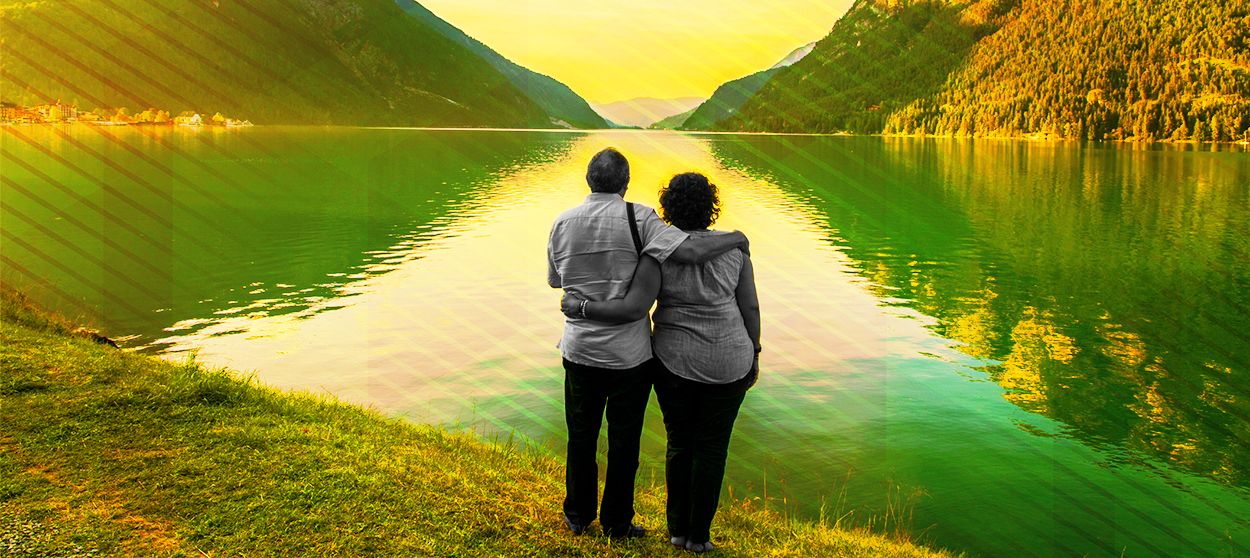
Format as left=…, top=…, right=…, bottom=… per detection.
left=734, top=230, right=751, bottom=256
left=561, top=292, right=584, bottom=318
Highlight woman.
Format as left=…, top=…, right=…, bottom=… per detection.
left=562, top=172, right=761, bottom=553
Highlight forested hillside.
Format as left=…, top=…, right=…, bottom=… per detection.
left=650, top=107, right=696, bottom=129
left=0, top=0, right=550, bottom=127
left=720, top=0, right=1250, bottom=142
left=680, top=69, right=779, bottom=130
left=679, top=42, right=815, bottom=131
left=394, top=0, right=607, bottom=128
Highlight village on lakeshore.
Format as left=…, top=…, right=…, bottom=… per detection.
left=0, top=100, right=252, bottom=127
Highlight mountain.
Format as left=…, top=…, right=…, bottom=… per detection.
left=649, top=107, right=697, bottom=130
left=717, top=0, right=1250, bottom=142
left=679, top=42, right=816, bottom=131
left=590, top=97, right=705, bottom=128
left=884, top=0, right=1250, bottom=141
left=0, top=0, right=551, bottom=127
left=679, top=71, right=778, bottom=131
left=769, top=42, right=817, bottom=70
left=394, top=1, right=606, bottom=129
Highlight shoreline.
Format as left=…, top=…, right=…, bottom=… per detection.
left=5, top=120, right=1247, bottom=146
left=0, top=288, right=957, bottom=557
left=363, top=125, right=1250, bottom=145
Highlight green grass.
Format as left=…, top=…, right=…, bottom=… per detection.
left=0, top=289, right=957, bottom=557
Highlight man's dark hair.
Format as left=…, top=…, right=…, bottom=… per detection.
left=659, top=172, right=721, bottom=231
left=586, top=148, right=630, bottom=193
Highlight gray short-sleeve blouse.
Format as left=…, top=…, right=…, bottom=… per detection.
left=652, top=230, right=755, bottom=384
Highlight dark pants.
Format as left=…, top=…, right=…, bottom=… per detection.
left=562, top=357, right=653, bottom=529
left=654, top=362, right=754, bottom=544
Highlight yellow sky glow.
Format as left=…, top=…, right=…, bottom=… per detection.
left=419, top=0, right=854, bottom=104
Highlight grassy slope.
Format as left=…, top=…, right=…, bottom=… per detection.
left=0, top=290, right=956, bottom=557
left=0, top=0, right=549, bottom=127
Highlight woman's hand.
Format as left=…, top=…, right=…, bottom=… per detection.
left=746, top=353, right=760, bottom=389
left=561, top=292, right=584, bottom=318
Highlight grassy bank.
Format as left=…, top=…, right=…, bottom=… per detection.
left=0, top=290, right=955, bottom=557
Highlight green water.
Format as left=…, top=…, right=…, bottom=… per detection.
left=2, top=126, right=1247, bottom=557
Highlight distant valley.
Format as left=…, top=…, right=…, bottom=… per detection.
left=590, top=97, right=706, bottom=128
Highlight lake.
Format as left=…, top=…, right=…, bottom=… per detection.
left=2, top=125, right=1248, bottom=557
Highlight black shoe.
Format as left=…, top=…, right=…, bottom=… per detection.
left=606, top=523, right=646, bottom=539
left=563, top=515, right=588, bottom=536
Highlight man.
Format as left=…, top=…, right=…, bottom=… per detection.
left=546, top=147, right=748, bottom=538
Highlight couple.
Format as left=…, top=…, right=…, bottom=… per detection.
left=546, top=147, right=761, bottom=552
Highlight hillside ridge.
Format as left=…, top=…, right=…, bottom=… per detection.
left=718, top=0, right=1250, bottom=142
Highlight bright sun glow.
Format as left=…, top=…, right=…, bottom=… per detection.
left=417, top=0, right=854, bottom=103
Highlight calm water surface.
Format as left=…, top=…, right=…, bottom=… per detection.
left=3, top=126, right=1248, bottom=557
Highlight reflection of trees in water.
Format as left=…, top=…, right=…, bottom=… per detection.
left=0, top=128, right=577, bottom=348
left=711, top=136, right=1250, bottom=487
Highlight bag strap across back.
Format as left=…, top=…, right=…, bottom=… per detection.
left=625, top=202, right=643, bottom=256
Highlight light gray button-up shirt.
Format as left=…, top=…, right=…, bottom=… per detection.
left=548, top=192, right=689, bottom=369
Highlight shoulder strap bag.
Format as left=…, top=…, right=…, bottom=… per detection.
left=625, top=202, right=643, bottom=255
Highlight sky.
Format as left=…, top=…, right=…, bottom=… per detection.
left=419, top=0, right=855, bottom=104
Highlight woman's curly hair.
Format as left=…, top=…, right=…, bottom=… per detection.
left=659, top=172, right=721, bottom=231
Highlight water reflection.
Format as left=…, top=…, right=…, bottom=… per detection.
left=146, top=132, right=948, bottom=423
left=711, top=136, right=1250, bottom=489
left=0, top=126, right=576, bottom=346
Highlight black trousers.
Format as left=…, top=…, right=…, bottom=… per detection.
left=654, top=361, right=754, bottom=544
left=562, top=357, right=653, bottom=529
